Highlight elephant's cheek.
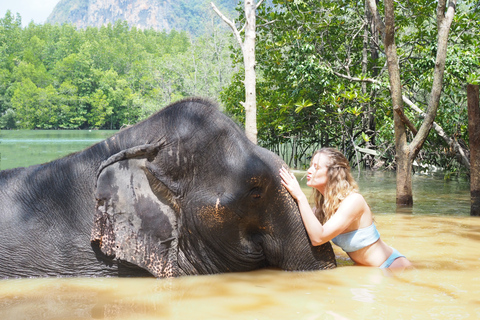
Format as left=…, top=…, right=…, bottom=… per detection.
left=196, top=200, right=228, bottom=228
left=194, top=203, right=250, bottom=249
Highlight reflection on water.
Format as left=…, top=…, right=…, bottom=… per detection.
left=0, top=130, right=116, bottom=170
left=0, top=131, right=478, bottom=319
left=1, top=215, right=480, bottom=319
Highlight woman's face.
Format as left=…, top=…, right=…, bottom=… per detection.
left=306, top=153, right=330, bottom=192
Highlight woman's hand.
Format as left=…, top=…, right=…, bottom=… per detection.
left=279, top=167, right=306, bottom=201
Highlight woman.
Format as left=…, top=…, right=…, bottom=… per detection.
left=280, top=147, right=412, bottom=269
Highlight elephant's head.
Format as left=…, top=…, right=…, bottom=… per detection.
left=91, top=98, right=336, bottom=277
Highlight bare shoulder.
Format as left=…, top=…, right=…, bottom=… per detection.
left=344, top=192, right=367, bottom=206
left=336, top=192, right=368, bottom=218
left=337, top=192, right=372, bottom=229
left=340, top=192, right=369, bottom=217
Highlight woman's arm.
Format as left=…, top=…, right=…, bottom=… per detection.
left=279, top=168, right=328, bottom=245
left=279, top=168, right=363, bottom=246
left=292, top=192, right=329, bottom=246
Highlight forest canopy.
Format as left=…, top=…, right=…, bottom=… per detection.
left=0, top=11, right=235, bottom=130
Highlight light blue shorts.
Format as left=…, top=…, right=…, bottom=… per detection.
left=379, top=248, right=405, bottom=268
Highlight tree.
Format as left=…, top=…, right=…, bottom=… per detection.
left=211, top=0, right=263, bottom=144
left=180, top=18, right=235, bottom=100
left=222, top=0, right=477, bottom=178
left=0, top=11, right=238, bottom=130
left=223, top=0, right=383, bottom=166
left=0, top=108, right=16, bottom=128
left=56, top=80, right=86, bottom=129
left=366, top=0, right=457, bottom=207
left=468, top=84, right=480, bottom=216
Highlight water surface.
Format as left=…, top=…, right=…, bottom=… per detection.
left=0, top=130, right=116, bottom=170
left=1, top=214, right=479, bottom=319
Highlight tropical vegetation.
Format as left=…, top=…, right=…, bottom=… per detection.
left=223, top=0, right=479, bottom=175
left=0, top=11, right=235, bottom=130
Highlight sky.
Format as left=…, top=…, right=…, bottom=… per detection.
left=0, top=0, right=60, bottom=26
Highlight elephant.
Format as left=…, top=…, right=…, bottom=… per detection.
left=0, top=98, right=336, bottom=278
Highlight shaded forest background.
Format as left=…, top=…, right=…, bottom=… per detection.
left=0, top=0, right=479, bottom=175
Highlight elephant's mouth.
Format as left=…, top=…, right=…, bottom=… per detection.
left=245, top=236, right=271, bottom=266
left=225, top=236, right=268, bottom=271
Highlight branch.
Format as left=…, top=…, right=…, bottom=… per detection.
left=403, top=95, right=470, bottom=169
left=211, top=2, right=244, bottom=51
left=257, top=19, right=278, bottom=28
left=437, top=0, right=447, bottom=27
left=394, top=105, right=418, bottom=135
left=256, top=0, right=265, bottom=10
left=332, top=71, right=378, bottom=84
left=410, top=0, right=457, bottom=155
left=331, top=70, right=470, bottom=169
left=365, top=0, right=386, bottom=41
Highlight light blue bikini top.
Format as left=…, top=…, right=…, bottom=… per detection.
left=331, top=223, right=380, bottom=253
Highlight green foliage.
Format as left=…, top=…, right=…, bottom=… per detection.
left=402, top=1, right=480, bottom=173
left=223, top=0, right=381, bottom=167
left=467, top=73, right=480, bottom=85
left=222, top=0, right=479, bottom=172
left=0, top=12, right=235, bottom=129
left=0, top=108, right=17, bottom=129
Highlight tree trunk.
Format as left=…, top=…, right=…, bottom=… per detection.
left=383, top=0, right=412, bottom=206
left=366, top=0, right=456, bottom=208
left=366, top=3, right=378, bottom=147
left=468, top=84, right=480, bottom=216
left=211, top=1, right=259, bottom=144
left=361, top=7, right=368, bottom=133
left=361, top=6, right=375, bottom=168
left=243, top=0, right=258, bottom=144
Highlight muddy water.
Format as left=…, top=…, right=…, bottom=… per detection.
left=1, top=198, right=479, bottom=318
left=1, top=214, right=479, bottom=320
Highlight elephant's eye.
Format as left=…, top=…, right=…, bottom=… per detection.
left=249, top=187, right=262, bottom=199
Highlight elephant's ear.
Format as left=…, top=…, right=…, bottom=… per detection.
left=91, top=145, right=179, bottom=278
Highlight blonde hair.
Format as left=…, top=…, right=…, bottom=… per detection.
left=311, top=148, right=358, bottom=224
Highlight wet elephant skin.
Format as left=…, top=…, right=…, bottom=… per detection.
left=0, top=97, right=336, bottom=278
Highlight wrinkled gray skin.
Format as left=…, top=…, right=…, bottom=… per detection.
left=0, top=98, right=336, bottom=278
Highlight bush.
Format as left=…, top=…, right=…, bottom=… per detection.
left=0, top=109, right=17, bottom=129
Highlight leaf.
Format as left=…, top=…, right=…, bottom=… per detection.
left=294, top=99, right=313, bottom=113
left=361, top=132, right=370, bottom=142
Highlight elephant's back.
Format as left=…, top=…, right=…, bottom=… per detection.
left=0, top=156, right=104, bottom=277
